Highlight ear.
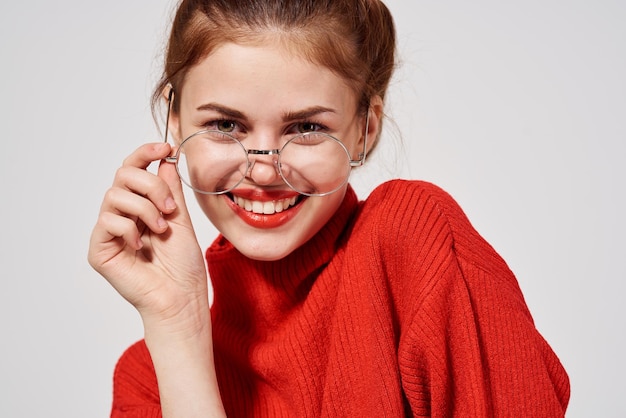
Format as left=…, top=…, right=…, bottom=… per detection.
left=360, top=95, right=384, bottom=155
left=162, top=85, right=182, bottom=145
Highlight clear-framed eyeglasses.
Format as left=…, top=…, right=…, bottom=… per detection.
left=163, top=89, right=369, bottom=197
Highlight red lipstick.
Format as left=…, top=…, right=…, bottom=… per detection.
left=225, top=189, right=305, bottom=229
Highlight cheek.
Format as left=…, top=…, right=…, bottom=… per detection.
left=194, top=193, right=229, bottom=227
left=297, top=188, right=347, bottom=238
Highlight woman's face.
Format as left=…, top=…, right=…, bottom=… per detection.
left=172, top=41, right=376, bottom=261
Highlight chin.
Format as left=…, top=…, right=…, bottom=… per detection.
left=232, top=238, right=304, bottom=261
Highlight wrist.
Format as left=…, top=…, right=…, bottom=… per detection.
left=141, top=293, right=212, bottom=341
left=141, top=299, right=225, bottom=418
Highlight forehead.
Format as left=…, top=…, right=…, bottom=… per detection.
left=179, top=41, right=358, bottom=116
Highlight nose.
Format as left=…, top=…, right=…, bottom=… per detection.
left=246, top=150, right=283, bottom=186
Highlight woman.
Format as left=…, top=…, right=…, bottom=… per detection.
left=88, top=0, right=570, bottom=416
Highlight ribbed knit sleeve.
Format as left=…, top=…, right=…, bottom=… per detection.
left=365, top=180, right=570, bottom=416
left=110, top=340, right=161, bottom=418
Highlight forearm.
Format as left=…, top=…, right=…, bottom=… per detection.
left=142, top=301, right=226, bottom=418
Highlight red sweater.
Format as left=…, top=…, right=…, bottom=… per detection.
left=111, top=180, right=570, bottom=417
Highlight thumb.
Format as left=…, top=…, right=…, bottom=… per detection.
left=157, top=157, right=193, bottom=225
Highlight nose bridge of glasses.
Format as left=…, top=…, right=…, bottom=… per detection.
left=247, top=148, right=281, bottom=167
left=245, top=148, right=282, bottom=177
left=247, top=149, right=281, bottom=156
left=241, top=126, right=281, bottom=159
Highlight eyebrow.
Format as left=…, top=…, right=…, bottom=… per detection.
left=282, top=106, right=337, bottom=121
left=196, top=103, right=336, bottom=121
left=196, top=103, right=246, bottom=120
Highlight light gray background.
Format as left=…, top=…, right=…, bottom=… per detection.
left=1, top=1, right=624, bottom=416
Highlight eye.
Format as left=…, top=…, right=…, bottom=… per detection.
left=296, top=122, right=324, bottom=133
left=216, top=120, right=236, bottom=133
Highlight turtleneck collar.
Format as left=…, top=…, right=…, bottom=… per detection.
left=206, top=185, right=359, bottom=325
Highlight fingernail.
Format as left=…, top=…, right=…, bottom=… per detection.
left=157, top=217, right=168, bottom=229
left=135, top=238, right=144, bottom=249
left=165, top=197, right=177, bottom=211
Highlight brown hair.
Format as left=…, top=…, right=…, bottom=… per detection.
left=152, top=0, right=396, bottom=119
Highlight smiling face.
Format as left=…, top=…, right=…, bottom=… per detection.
left=170, top=40, right=380, bottom=261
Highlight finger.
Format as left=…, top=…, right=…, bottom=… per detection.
left=122, top=142, right=172, bottom=170
left=156, top=157, right=191, bottom=220
left=113, top=166, right=177, bottom=215
left=90, top=211, right=145, bottom=258
left=101, top=187, right=170, bottom=235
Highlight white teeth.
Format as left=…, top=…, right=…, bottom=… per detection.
left=264, top=201, right=276, bottom=214
left=252, top=201, right=264, bottom=214
left=234, top=196, right=299, bottom=214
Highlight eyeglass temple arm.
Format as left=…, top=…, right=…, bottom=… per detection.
left=350, top=109, right=370, bottom=167
left=164, top=87, right=174, bottom=144
left=162, top=88, right=180, bottom=164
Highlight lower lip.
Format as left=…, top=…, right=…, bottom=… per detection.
left=224, top=195, right=305, bottom=229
